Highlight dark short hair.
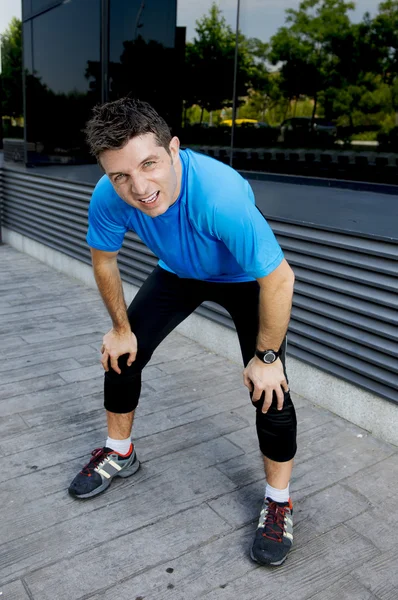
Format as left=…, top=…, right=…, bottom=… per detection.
left=85, top=98, right=172, bottom=159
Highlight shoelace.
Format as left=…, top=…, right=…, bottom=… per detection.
left=80, top=448, right=108, bottom=476
left=261, top=500, right=288, bottom=543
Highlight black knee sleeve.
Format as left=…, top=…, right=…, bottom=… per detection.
left=103, top=354, right=142, bottom=414
left=253, top=391, right=297, bottom=462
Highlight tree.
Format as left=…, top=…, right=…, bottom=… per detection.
left=0, top=17, right=23, bottom=118
left=269, top=0, right=355, bottom=123
left=184, top=4, right=265, bottom=122
left=370, top=0, right=398, bottom=124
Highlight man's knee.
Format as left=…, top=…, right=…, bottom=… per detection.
left=104, top=364, right=142, bottom=413
left=255, top=391, right=297, bottom=462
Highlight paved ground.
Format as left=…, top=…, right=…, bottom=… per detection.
left=0, top=244, right=397, bottom=600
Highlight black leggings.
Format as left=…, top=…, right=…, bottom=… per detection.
left=104, top=266, right=297, bottom=462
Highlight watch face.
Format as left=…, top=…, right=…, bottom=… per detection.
left=263, top=351, right=276, bottom=364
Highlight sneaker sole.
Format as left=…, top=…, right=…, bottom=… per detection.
left=250, top=548, right=288, bottom=567
left=69, top=458, right=141, bottom=500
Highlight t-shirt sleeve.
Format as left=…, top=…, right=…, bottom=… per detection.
left=86, top=177, right=128, bottom=252
left=212, top=180, right=284, bottom=278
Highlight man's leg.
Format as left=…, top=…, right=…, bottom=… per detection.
left=107, top=410, right=135, bottom=440
left=263, top=455, right=293, bottom=489
left=211, top=280, right=296, bottom=565
left=69, top=267, right=204, bottom=499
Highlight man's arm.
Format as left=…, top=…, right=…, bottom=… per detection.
left=243, top=259, right=295, bottom=413
left=256, top=258, right=294, bottom=352
left=91, top=248, right=130, bottom=332
left=91, top=247, right=137, bottom=374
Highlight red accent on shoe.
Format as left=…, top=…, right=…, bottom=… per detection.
left=115, top=443, right=133, bottom=457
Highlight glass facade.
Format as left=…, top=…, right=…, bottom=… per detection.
left=16, top=0, right=398, bottom=181
left=23, top=0, right=101, bottom=164
left=108, top=0, right=181, bottom=130
left=175, top=0, right=398, bottom=182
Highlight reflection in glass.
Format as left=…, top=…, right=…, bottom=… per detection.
left=25, top=0, right=101, bottom=164
left=22, top=0, right=33, bottom=21
left=108, top=0, right=181, bottom=131
left=235, top=0, right=398, bottom=178
left=176, top=1, right=239, bottom=157
left=31, top=1, right=62, bottom=16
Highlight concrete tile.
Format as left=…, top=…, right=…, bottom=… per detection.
left=147, top=361, right=240, bottom=393
left=293, top=483, right=371, bottom=545
left=0, top=305, right=69, bottom=325
left=0, top=579, right=30, bottom=599
left=0, top=344, right=98, bottom=374
left=295, top=403, right=337, bottom=432
left=140, top=377, right=244, bottom=417
left=291, top=436, right=395, bottom=501
left=0, top=381, right=103, bottom=421
left=0, top=413, right=29, bottom=440
left=137, top=411, right=250, bottom=462
left=57, top=363, right=104, bottom=383
left=224, top=426, right=259, bottom=454
left=215, top=448, right=263, bottom=487
left=21, top=325, right=105, bottom=345
left=155, top=350, right=226, bottom=376
left=307, top=575, right=379, bottom=600
left=0, top=428, right=107, bottom=483
left=0, top=332, right=103, bottom=361
left=296, top=418, right=382, bottom=464
left=0, top=467, right=236, bottom=579
left=0, top=410, right=105, bottom=456
left=344, top=497, right=398, bottom=551
left=0, top=358, right=81, bottom=386
left=86, top=527, right=256, bottom=600
left=352, top=549, right=398, bottom=600
left=0, top=373, right=67, bottom=402
left=208, top=480, right=264, bottom=527
left=343, top=453, right=398, bottom=504
left=23, top=505, right=230, bottom=600
left=199, top=525, right=376, bottom=600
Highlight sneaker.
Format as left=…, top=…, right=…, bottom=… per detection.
left=68, top=444, right=140, bottom=499
left=250, top=497, right=293, bottom=566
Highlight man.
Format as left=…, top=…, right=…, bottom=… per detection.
left=69, top=98, right=297, bottom=567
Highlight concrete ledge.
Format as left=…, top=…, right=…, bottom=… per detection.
left=2, top=226, right=397, bottom=447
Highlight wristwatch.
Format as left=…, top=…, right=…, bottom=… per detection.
left=255, top=348, right=280, bottom=364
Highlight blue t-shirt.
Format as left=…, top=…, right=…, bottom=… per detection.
left=86, top=149, right=284, bottom=283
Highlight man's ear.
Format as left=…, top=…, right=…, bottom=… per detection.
left=169, top=136, right=180, bottom=163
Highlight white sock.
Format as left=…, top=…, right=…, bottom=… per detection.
left=265, top=483, right=290, bottom=503
left=106, top=436, right=132, bottom=455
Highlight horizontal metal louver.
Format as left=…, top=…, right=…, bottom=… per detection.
left=1, top=166, right=397, bottom=403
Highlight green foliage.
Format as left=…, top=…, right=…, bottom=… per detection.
left=183, top=0, right=398, bottom=137
left=265, top=0, right=398, bottom=135
left=0, top=17, right=23, bottom=118
left=184, top=3, right=268, bottom=117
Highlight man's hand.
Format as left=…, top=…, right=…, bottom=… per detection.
left=101, top=328, right=137, bottom=374
left=243, top=357, right=289, bottom=413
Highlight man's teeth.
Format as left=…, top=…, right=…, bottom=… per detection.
left=141, top=192, right=158, bottom=203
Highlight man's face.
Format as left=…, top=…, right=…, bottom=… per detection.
left=100, top=133, right=181, bottom=217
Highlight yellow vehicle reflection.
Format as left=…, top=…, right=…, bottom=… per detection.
left=220, top=118, right=258, bottom=126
